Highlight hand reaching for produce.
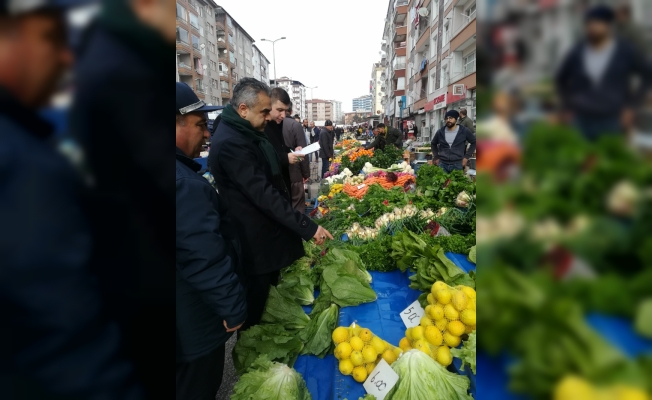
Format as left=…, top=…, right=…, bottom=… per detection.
left=224, top=320, right=244, bottom=332
left=313, top=226, right=333, bottom=245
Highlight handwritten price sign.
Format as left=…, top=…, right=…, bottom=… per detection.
left=363, top=359, right=399, bottom=400
left=400, top=299, right=425, bottom=328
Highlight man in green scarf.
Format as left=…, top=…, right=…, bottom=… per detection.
left=210, top=78, right=333, bottom=332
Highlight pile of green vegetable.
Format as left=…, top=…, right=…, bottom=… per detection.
left=231, top=355, right=311, bottom=400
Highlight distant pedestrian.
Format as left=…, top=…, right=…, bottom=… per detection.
left=310, top=121, right=320, bottom=142
left=430, top=110, right=476, bottom=174
left=458, top=108, right=475, bottom=133
left=319, top=120, right=335, bottom=178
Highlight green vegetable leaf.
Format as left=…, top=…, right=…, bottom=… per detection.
left=231, top=355, right=312, bottom=400
left=261, top=286, right=311, bottom=330
left=451, top=330, right=476, bottom=374
left=299, top=304, right=339, bottom=358
left=277, top=270, right=315, bottom=305
left=232, top=324, right=304, bottom=375
left=468, top=246, right=476, bottom=264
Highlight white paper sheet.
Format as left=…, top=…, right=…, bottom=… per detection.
left=295, top=142, right=321, bottom=156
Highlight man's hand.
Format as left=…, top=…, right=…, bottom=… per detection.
left=434, top=159, right=440, bottom=166
left=303, top=177, right=309, bottom=183
left=462, top=158, right=468, bottom=168
left=295, top=146, right=303, bottom=152
left=621, top=108, right=634, bottom=132
left=288, top=153, right=302, bottom=164
left=224, top=320, right=243, bottom=333
left=313, top=226, right=333, bottom=245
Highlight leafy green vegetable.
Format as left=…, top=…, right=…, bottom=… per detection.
left=231, top=355, right=312, bottom=400
left=299, top=304, right=339, bottom=357
left=323, top=248, right=372, bottom=283
left=232, top=324, right=304, bottom=375
left=635, top=298, right=652, bottom=339
left=277, top=270, right=315, bottom=305
left=321, top=265, right=377, bottom=307
left=386, top=350, right=473, bottom=400
left=369, top=145, right=403, bottom=169
left=451, top=330, right=476, bottom=374
left=352, top=234, right=397, bottom=272
left=310, top=284, right=333, bottom=318
left=261, top=286, right=311, bottom=330
left=468, top=246, right=476, bottom=264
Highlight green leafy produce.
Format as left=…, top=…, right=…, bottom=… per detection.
left=386, top=350, right=473, bottom=400
left=451, top=330, right=476, bottom=374
left=321, top=265, right=377, bottom=307
left=468, top=246, right=476, bottom=264
left=277, top=270, right=315, bottom=305
left=352, top=234, right=397, bottom=272
left=232, top=324, right=304, bottom=375
left=429, top=233, right=475, bottom=255
left=634, top=298, right=652, bottom=339
left=322, top=248, right=372, bottom=283
left=369, top=145, right=403, bottom=169
left=310, top=284, right=333, bottom=318
left=341, top=154, right=372, bottom=175
left=230, top=355, right=311, bottom=400
left=299, top=304, right=339, bottom=357
left=261, top=286, right=311, bottom=330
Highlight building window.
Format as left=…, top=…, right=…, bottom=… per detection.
left=176, top=26, right=188, bottom=44
left=210, top=60, right=217, bottom=71
left=191, top=34, right=200, bottom=49
left=199, top=27, right=204, bottom=37
left=229, top=51, right=235, bottom=64
left=431, top=0, right=438, bottom=22
left=440, top=65, right=448, bottom=88
left=465, top=3, right=476, bottom=21
left=189, top=13, right=199, bottom=30
left=195, top=78, right=204, bottom=91
left=226, top=16, right=233, bottom=28
left=208, top=24, right=214, bottom=35
left=443, top=22, right=449, bottom=44
left=176, top=3, right=186, bottom=21
left=431, top=34, right=437, bottom=58
left=238, top=47, right=243, bottom=56
left=211, top=79, right=218, bottom=89
left=228, top=34, right=234, bottom=45
left=463, top=52, right=475, bottom=76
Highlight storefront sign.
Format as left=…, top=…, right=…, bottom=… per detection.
left=434, top=93, right=447, bottom=110
left=418, top=109, right=425, bottom=114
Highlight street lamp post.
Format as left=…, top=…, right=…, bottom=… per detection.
left=260, top=37, right=286, bottom=86
left=306, top=86, right=318, bottom=99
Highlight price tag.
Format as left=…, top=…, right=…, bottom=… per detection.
left=357, top=184, right=366, bottom=190
left=400, top=299, right=425, bottom=328
left=363, top=359, right=399, bottom=400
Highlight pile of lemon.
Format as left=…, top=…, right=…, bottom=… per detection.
left=398, top=281, right=476, bottom=367
left=332, top=323, right=403, bottom=383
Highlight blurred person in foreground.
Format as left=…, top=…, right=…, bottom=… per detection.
left=430, top=110, right=476, bottom=173
left=555, top=4, right=651, bottom=141
left=615, top=3, right=649, bottom=60
left=175, top=83, right=246, bottom=400
left=68, top=0, right=174, bottom=397
left=458, top=108, right=475, bottom=133
left=0, top=1, right=142, bottom=398
left=282, top=102, right=310, bottom=213
left=208, top=78, right=332, bottom=331
left=319, top=119, right=335, bottom=178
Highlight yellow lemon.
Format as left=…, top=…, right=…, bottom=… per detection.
left=405, top=327, right=414, bottom=341
left=359, top=328, right=373, bottom=343
left=362, top=345, right=378, bottom=363
left=420, top=315, right=434, bottom=327
left=460, top=309, right=476, bottom=326
left=392, top=346, right=403, bottom=358
left=411, top=326, right=425, bottom=341
left=365, top=363, right=376, bottom=375
left=444, top=304, right=460, bottom=320
left=436, top=346, right=452, bottom=366
left=452, top=291, right=469, bottom=311
left=431, top=281, right=448, bottom=295
left=443, top=331, right=461, bottom=347
left=429, top=304, right=445, bottom=320
left=350, top=350, right=364, bottom=366
left=465, top=324, right=476, bottom=334
left=435, top=318, right=449, bottom=332
left=424, top=326, right=443, bottom=346
left=350, top=325, right=362, bottom=337
left=332, top=327, right=349, bottom=344
left=339, top=359, right=354, bottom=375
left=436, top=289, right=452, bottom=304
left=335, top=342, right=352, bottom=360
left=427, top=293, right=435, bottom=305
left=349, top=336, right=364, bottom=351
left=425, top=305, right=433, bottom=317
left=447, top=320, right=466, bottom=337
left=467, top=297, right=476, bottom=311
left=352, top=366, right=368, bottom=383
left=399, top=337, right=411, bottom=351
left=413, top=339, right=432, bottom=356
left=553, top=376, right=596, bottom=400
left=382, top=349, right=398, bottom=364
left=370, top=336, right=387, bottom=354
left=460, top=286, right=476, bottom=300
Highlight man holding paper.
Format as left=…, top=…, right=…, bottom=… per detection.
left=282, top=103, right=310, bottom=213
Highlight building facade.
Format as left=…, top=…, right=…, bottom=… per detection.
left=270, top=77, right=307, bottom=119
left=352, top=95, right=373, bottom=112
left=331, top=100, right=343, bottom=123
left=306, top=99, right=335, bottom=122
left=370, top=62, right=386, bottom=117
left=379, top=0, right=409, bottom=129
left=176, top=1, right=269, bottom=106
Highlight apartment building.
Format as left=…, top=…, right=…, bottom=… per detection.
left=331, top=100, right=343, bottom=124
left=306, top=99, right=335, bottom=122
left=177, top=2, right=269, bottom=106
left=370, top=62, right=386, bottom=117
left=352, top=95, right=373, bottom=112
left=270, top=77, right=308, bottom=119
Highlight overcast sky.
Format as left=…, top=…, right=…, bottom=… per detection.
left=219, top=0, right=387, bottom=113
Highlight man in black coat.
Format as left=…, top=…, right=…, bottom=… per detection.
left=209, top=78, right=332, bottom=331
left=68, top=0, right=174, bottom=397
left=0, top=2, right=142, bottom=399
left=175, top=83, right=246, bottom=400
left=556, top=5, right=650, bottom=141
left=282, top=102, right=311, bottom=213
left=431, top=110, right=476, bottom=173
left=318, top=119, right=335, bottom=178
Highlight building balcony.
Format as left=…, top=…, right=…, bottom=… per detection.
left=195, top=67, right=203, bottom=76
left=393, top=25, right=407, bottom=43
left=451, top=10, right=476, bottom=40
left=221, top=88, right=231, bottom=96
left=217, top=37, right=227, bottom=50
left=450, top=17, right=476, bottom=52
left=176, top=41, right=192, bottom=54
left=416, top=27, right=430, bottom=52
left=196, top=86, right=206, bottom=95
left=177, top=62, right=193, bottom=75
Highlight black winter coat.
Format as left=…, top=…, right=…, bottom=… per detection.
left=176, top=149, right=247, bottom=362
left=265, top=121, right=292, bottom=194
left=209, top=121, right=319, bottom=276
left=319, top=128, right=335, bottom=159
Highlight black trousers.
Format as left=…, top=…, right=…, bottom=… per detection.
left=240, top=270, right=280, bottom=332
left=176, top=345, right=225, bottom=400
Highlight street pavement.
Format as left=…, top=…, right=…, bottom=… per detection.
left=216, top=334, right=238, bottom=399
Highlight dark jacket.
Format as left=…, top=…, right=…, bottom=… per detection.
left=367, top=133, right=387, bottom=150
left=386, top=126, right=403, bottom=148
left=176, top=148, right=247, bottom=363
left=282, top=117, right=310, bottom=182
left=459, top=116, right=475, bottom=133
left=431, top=124, right=476, bottom=163
left=265, top=121, right=292, bottom=194
left=209, top=121, right=319, bottom=276
left=68, top=2, right=173, bottom=396
left=0, top=87, right=142, bottom=400
left=318, top=127, right=335, bottom=159
left=555, top=38, right=650, bottom=117
left=313, top=126, right=321, bottom=142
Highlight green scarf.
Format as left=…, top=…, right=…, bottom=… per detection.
left=220, top=105, right=283, bottom=178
